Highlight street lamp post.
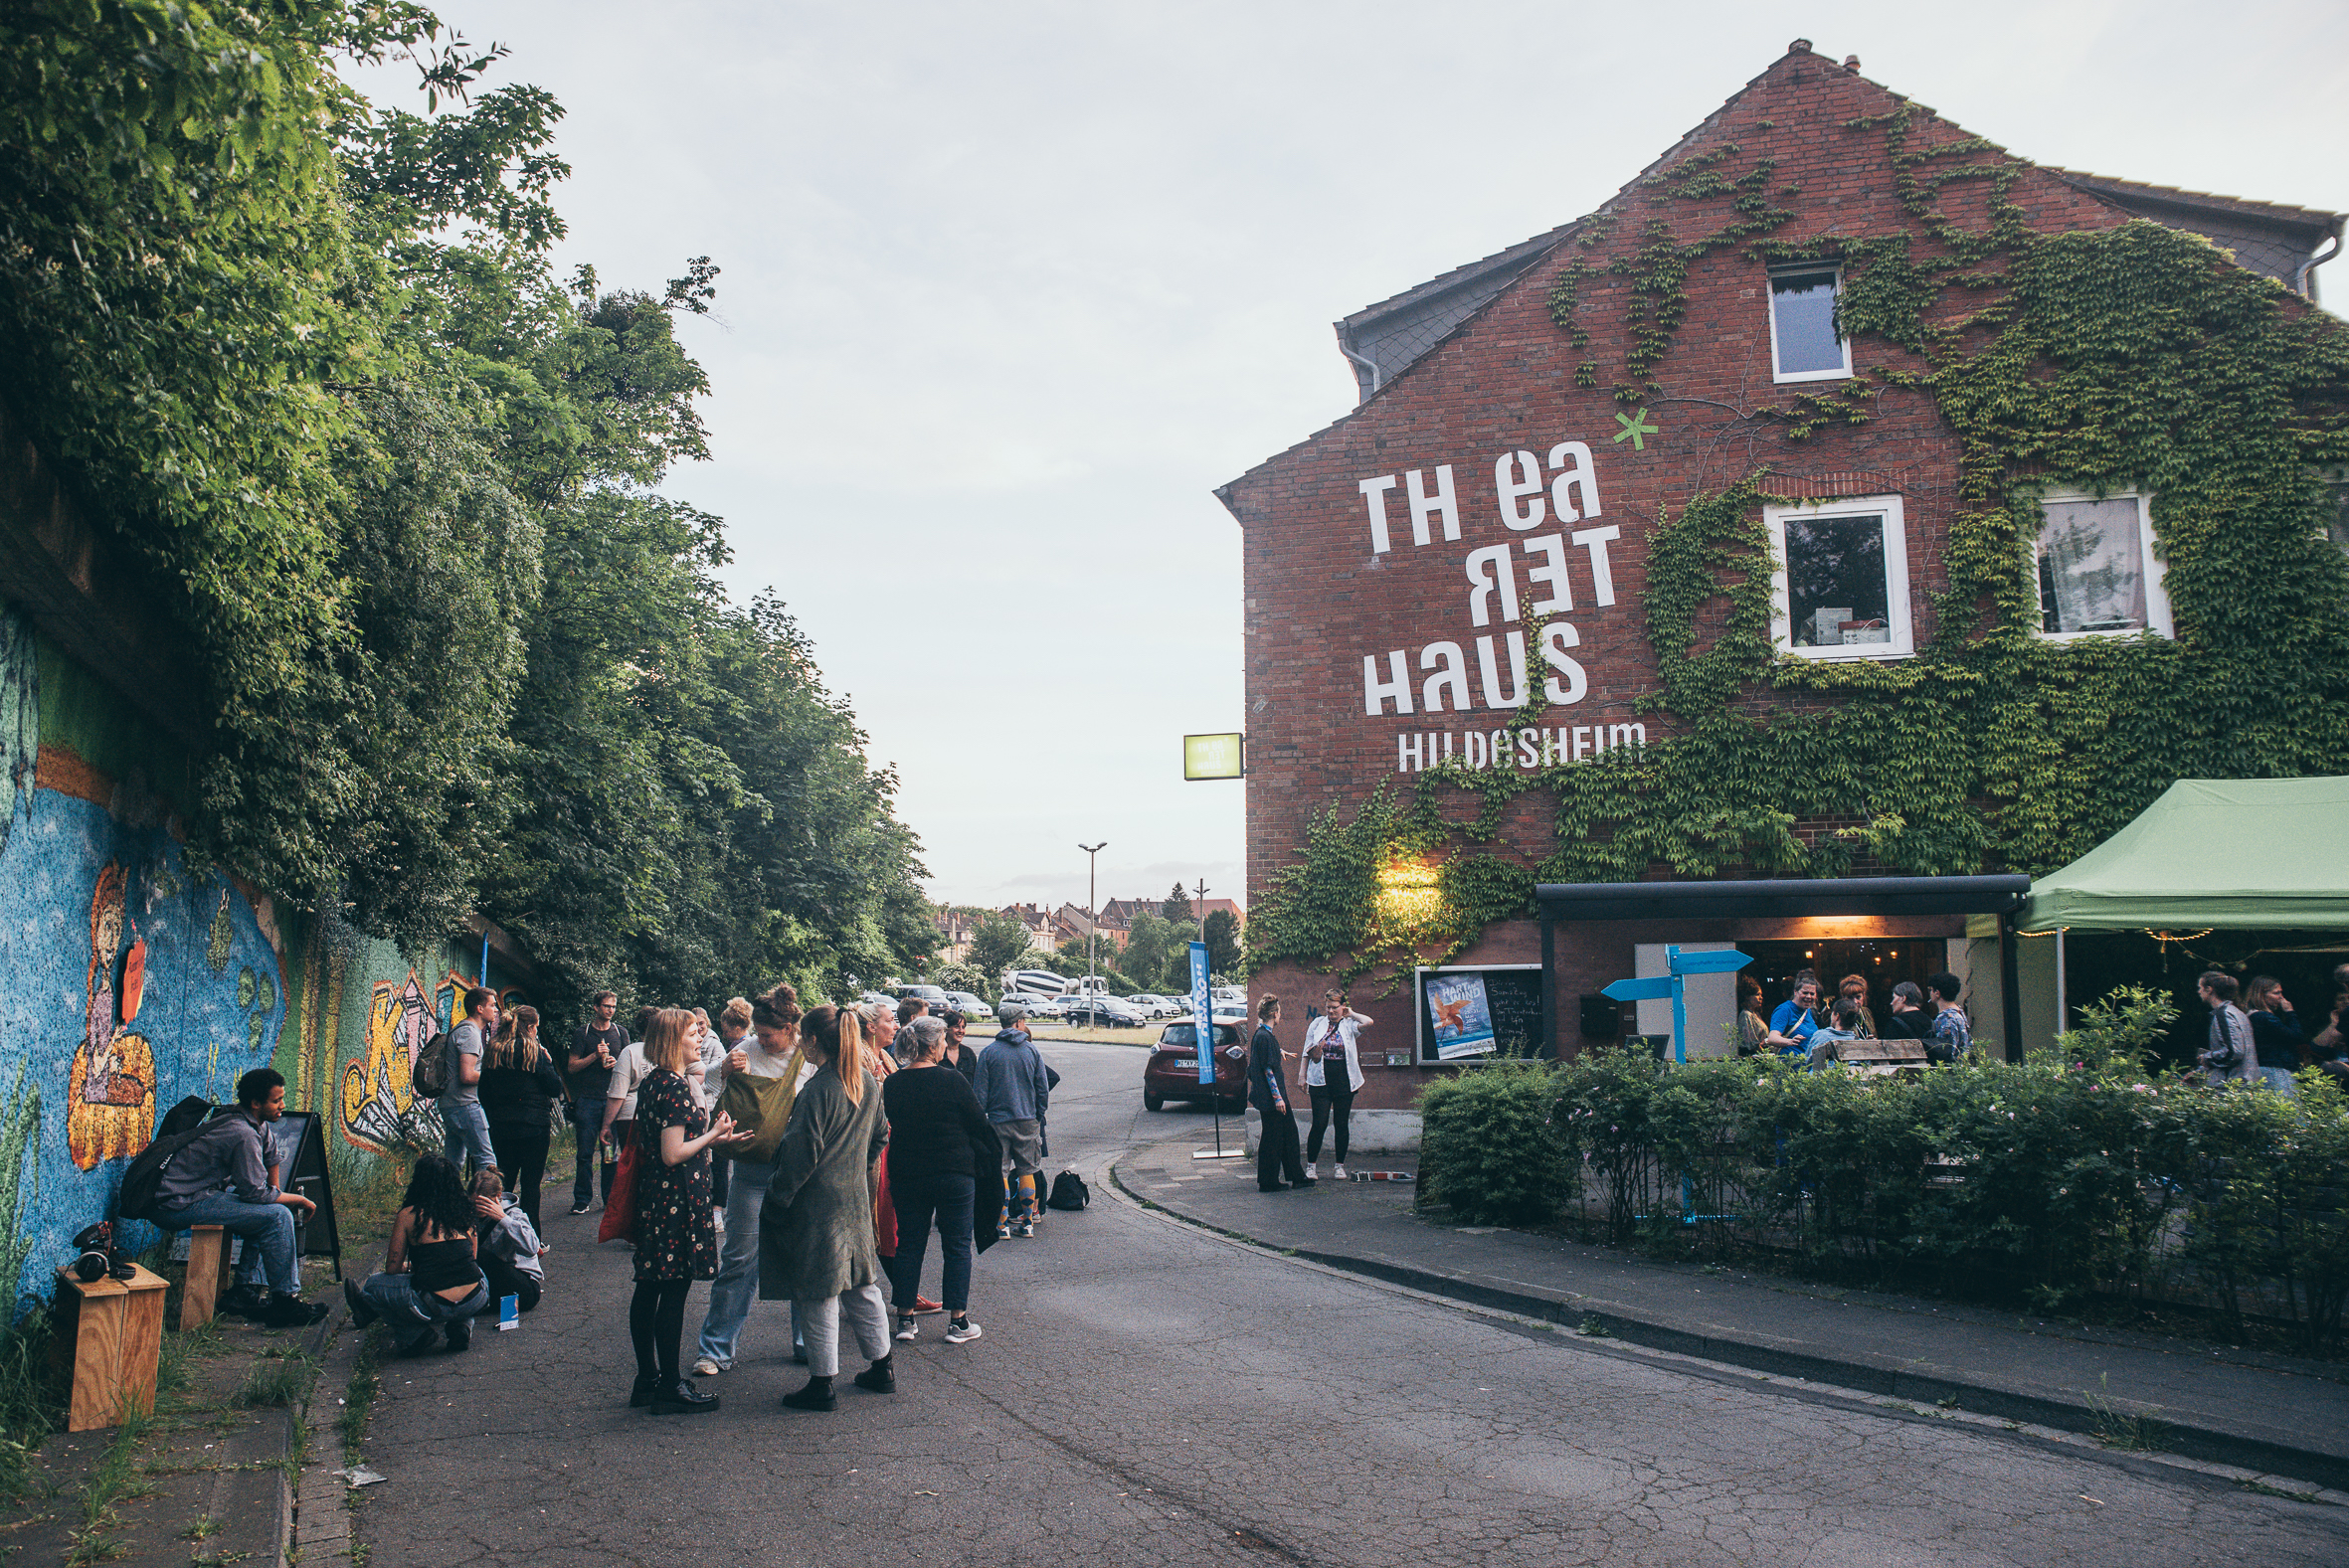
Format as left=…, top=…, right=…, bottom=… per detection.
left=1079, top=841, right=1107, bottom=989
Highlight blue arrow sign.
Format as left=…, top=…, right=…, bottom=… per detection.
left=1603, top=947, right=1756, bottom=1064
left=1602, top=976, right=1673, bottom=1002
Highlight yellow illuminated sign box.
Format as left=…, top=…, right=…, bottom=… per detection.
left=1183, top=733, right=1245, bottom=781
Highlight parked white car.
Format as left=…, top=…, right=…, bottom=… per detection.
left=1126, top=993, right=1182, bottom=1019
left=1004, top=992, right=1066, bottom=1020
left=943, top=990, right=994, bottom=1020
left=1210, top=985, right=1246, bottom=1007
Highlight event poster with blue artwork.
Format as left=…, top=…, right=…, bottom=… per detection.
left=1425, top=972, right=1497, bottom=1059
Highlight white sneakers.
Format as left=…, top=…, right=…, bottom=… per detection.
left=1304, top=1162, right=1318, bottom=1179
left=944, top=1318, right=983, bottom=1344
left=1335, top=1163, right=1349, bottom=1179
left=692, top=1356, right=721, bottom=1377
left=894, top=1317, right=919, bottom=1342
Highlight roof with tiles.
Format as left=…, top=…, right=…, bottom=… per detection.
left=1325, top=43, right=2343, bottom=411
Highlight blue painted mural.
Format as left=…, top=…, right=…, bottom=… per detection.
left=0, top=610, right=287, bottom=1317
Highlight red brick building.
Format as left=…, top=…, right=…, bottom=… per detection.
left=1218, top=42, right=2345, bottom=1108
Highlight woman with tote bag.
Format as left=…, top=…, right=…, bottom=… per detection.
left=692, top=984, right=805, bottom=1376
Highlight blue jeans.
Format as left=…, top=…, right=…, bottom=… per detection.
left=887, top=1172, right=975, bottom=1313
left=441, top=1099, right=495, bottom=1175
left=360, top=1271, right=489, bottom=1352
left=570, top=1095, right=613, bottom=1206
left=695, top=1156, right=773, bottom=1368
left=156, top=1193, right=298, bottom=1295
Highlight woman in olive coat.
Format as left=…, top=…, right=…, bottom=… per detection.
left=760, top=1004, right=894, bottom=1411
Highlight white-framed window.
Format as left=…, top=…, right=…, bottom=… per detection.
left=1768, top=264, right=1850, bottom=383
left=2031, top=491, right=2172, bottom=640
left=1764, top=494, right=1913, bottom=661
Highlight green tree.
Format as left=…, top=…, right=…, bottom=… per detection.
left=968, top=913, right=1031, bottom=980
left=1161, top=882, right=1193, bottom=926
left=1202, top=908, right=1243, bottom=976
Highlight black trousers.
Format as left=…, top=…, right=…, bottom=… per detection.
left=488, top=1124, right=550, bottom=1232
left=1256, top=1106, right=1306, bottom=1190
left=1307, top=1081, right=1355, bottom=1164
left=477, top=1252, right=542, bottom=1314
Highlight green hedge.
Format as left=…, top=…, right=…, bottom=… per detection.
left=1417, top=1001, right=2349, bottom=1351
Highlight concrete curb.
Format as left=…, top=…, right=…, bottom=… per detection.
left=1108, top=1159, right=2349, bottom=1494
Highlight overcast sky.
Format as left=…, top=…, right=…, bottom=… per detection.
left=350, top=1, right=2348, bottom=915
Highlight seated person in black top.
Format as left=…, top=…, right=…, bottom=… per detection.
left=344, top=1155, right=489, bottom=1355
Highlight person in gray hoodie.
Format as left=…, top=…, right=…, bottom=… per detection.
left=972, top=1006, right=1051, bottom=1238
left=469, top=1167, right=545, bottom=1313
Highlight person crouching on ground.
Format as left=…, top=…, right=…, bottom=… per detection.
left=470, top=1167, right=545, bottom=1315
left=762, top=1004, right=896, bottom=1412
left=345, top=1154, right=488, bottom=1355
left=974, top=1004, right=1050, bottom=1236
left=630, top=1007, right=747, bottom=1415
left=150, top=1067, right=327, bottom=1326
left=883, top=1017, right=996, bottom=1347
left=694, top=983, right=804, bottom=1378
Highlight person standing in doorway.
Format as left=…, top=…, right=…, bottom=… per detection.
left=566, top=991, right=627, bottom=1213
left=1251, top=997, right=1309, bottom=1192
left=629, top=1007, right=743, bottom=1415
left=1925, top=972, right=1974, bottom=1064
left=479, top=1004, right=564, bottom=1231
left=1768, top=972, right=1821, bottom=1059
left=441, top=987, right=500, bottom=1178
left=1302, top=988, right=1372, bottom=1181
left=693, top=984, right=804, bottom=1378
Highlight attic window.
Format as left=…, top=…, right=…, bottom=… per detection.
left=2034, top=493, right=2172, bottom=639
left=1769, top=266, right=1850, bottom=383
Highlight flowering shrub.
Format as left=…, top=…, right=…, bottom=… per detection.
left=1417, top=1004, right=2349, bottom=1351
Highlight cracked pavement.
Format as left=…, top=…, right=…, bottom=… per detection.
left=357, top=1042, right=2349, bottom=1567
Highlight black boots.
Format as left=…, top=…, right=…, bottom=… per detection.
left=342, top=1281, right=376, bottom=1327
left=262, top=1293, right=329, bottom=1328
left=781, top=1374, right=836, bottom=1411
left=650, top=1377, right=718, bottom=1416
left=220, top=1282, right=269, bottom=1318
left=853, top=1356, right=895, bottom=1395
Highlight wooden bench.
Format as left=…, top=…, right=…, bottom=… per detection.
left=54, top=1263, right=167, bottom=1431
left=179, top=1225, right=232, bottom=1331
left=1831, top=1037, right=1928, bottom=1078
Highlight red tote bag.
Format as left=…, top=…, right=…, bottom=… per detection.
left=598, top=1140, right=640, bottom=1244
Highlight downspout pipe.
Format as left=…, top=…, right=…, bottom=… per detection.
left=2295, top=224, right=2342, bottom=300
left=1334, top=323, right=1382, bottom=404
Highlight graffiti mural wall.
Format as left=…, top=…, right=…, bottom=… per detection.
left=0, top=606, right=536, bottom=1318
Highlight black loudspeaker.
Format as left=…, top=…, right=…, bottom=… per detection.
left=1579, top=993, right=1620, bottom=1039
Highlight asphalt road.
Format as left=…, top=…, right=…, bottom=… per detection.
left=357, top=1040, right=2349, bottom=1567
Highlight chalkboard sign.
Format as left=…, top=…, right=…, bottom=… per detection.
left=1415, top=964, right=1548, bottom=1065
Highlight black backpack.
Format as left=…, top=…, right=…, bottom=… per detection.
left=1046, top=1169, right=1089, bottom=1211
left=410, top=1028, right=453, bottom=1101
left=117, top=1097, right=218, bottom=1223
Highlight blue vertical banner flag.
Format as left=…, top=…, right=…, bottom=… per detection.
left=1189, top=941, right=1213, bottom=1084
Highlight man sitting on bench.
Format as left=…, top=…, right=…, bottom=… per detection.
left=151, top=1068, right=329, bottom=1326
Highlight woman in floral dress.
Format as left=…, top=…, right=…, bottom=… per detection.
left=630, top=1006, right=746, bottom=1415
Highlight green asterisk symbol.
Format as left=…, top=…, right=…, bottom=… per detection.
left=1612, top=409, right=1660, bottom=450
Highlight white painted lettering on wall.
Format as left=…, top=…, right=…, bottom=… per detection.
left=1357, top=436, right=1638, bottom=762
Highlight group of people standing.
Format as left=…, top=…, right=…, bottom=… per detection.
left=2196, top=964, right=2349, bottom=1093
left=540, top=986, right=1063, bottom=1417
left=1738, top=967, right=1974, bottom=1067
left=1247, top=987, right=1373, bottom=1192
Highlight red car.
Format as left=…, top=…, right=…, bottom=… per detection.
left=1142, top=1021, right=1247, bottom=1111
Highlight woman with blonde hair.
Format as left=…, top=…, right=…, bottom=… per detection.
left=693, top=983, right=805, bottom=1377
left=478, top=1004, right=565, bottom=1229
left=761, top=1003, right=895, bottom=1411
left=628, top=1007, right=747, bottom=1415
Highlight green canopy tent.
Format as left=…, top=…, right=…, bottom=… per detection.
left=2020, top=777, right=2349, bottom=1027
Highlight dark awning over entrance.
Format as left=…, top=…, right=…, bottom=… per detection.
left=1536, top=875, right=2031, bottom=923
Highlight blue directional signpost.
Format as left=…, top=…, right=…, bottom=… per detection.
left=1189, top=941, right=1241, bottom=1160
left=1602, top=946, right=1754, bottom=1064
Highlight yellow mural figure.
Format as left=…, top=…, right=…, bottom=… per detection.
left=340, top=970, right=433, bottom=1153
left=67, top=863, right=157, bottom=1170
